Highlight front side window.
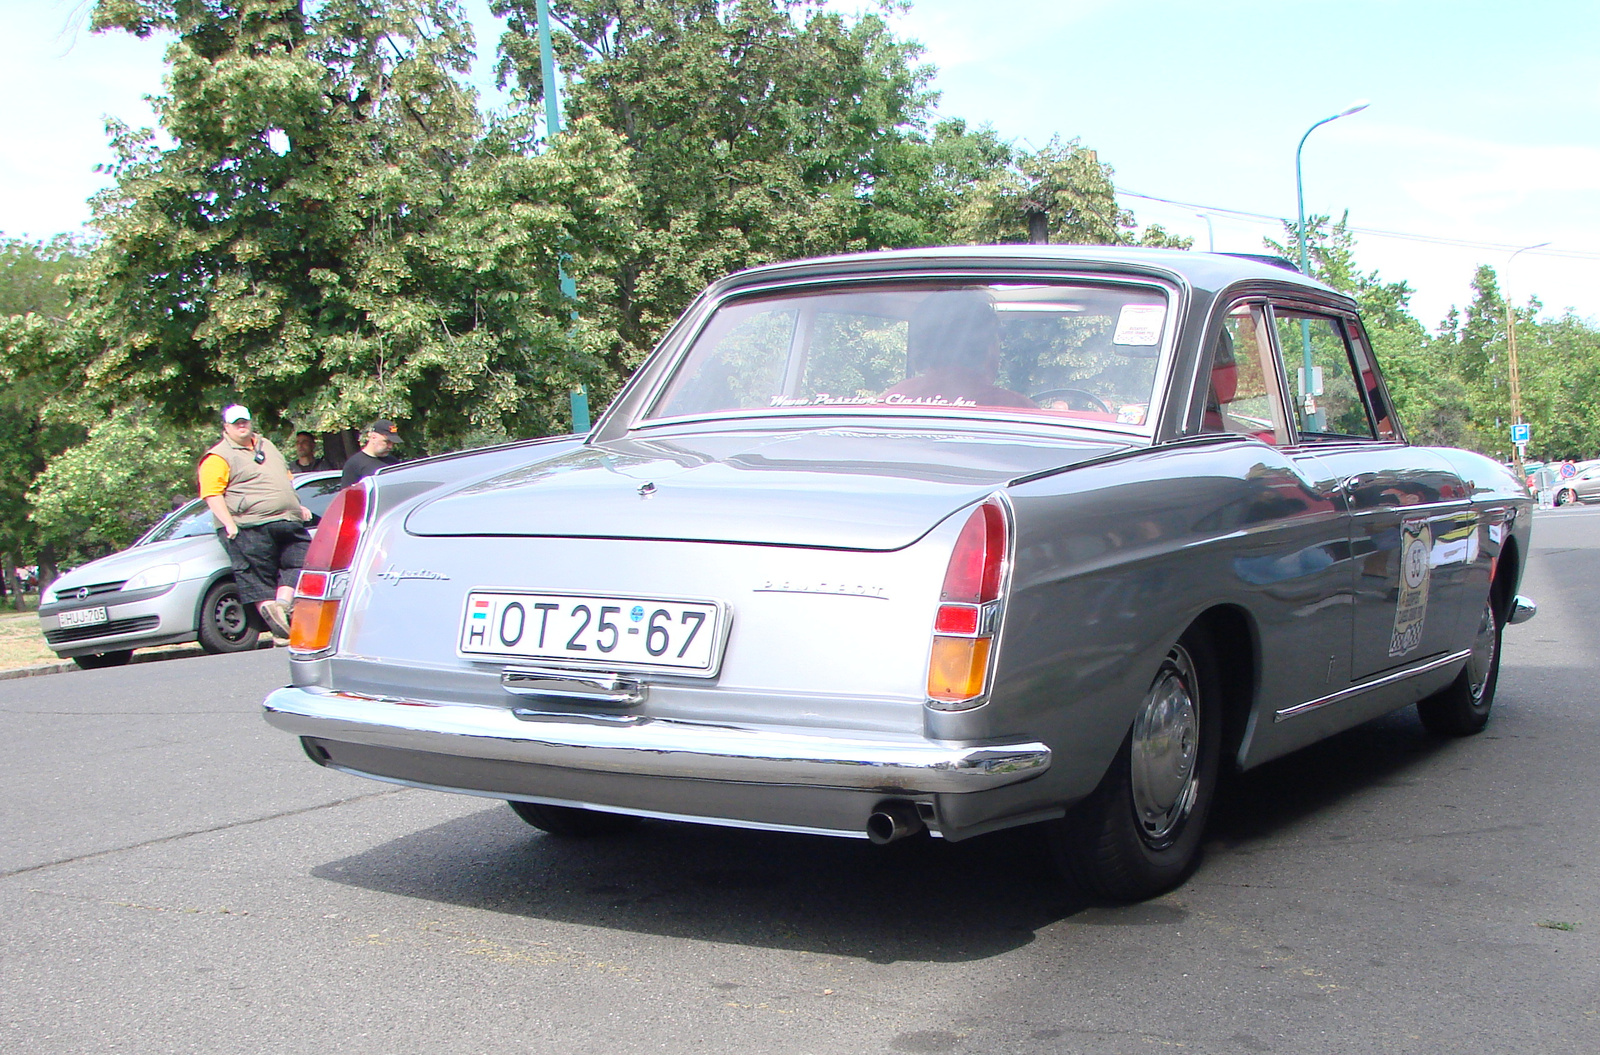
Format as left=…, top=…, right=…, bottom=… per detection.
left=1273, top=309, right=1377, bottom=441
left=647, top=282, right=1172, bottom=431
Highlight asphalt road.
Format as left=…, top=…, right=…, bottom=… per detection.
left=2, top=508, right=1596, bottom=1055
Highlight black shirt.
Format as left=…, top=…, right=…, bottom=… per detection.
left=339, top=451, right=400, bottom=488
left=289, top=456, right=332, bottom=475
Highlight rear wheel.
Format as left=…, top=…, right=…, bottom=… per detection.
left=1417, top=599, right=1501, bottom=736
left=507, top=801, right=642, bottom=837
left=72, top=649, right=133, bottom=670
left=1046, top=629, right=1222, bottom=901
left=197, top=580, right=260, bottom=653
left=1554, top=488, right=1576, bottom=506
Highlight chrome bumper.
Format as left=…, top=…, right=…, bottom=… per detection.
left=262, top=686, right=1050, bottom=794
left=1509, top=594, right=1537, bottom=625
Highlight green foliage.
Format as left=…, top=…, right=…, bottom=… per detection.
left=493, top=0, right=942, bottom=361
left=27, top=405, right=212, bottom=560
left=55, top=0, right=632, bottom=450
left=0, top=239, right=95, bottom=589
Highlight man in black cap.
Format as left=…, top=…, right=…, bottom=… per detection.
left=339, top=420, right=404, bottom=487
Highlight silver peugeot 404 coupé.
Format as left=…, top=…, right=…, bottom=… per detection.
left=264, top=246, right=1535, bottom=901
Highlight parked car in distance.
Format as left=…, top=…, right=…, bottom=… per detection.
left=264, top=247, right=1537, bottom=902
left=39, top=471, right=345, bottom=668
left=1552, top=465, right=1600, bottom=506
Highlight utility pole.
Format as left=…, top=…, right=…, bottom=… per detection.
left=1505, top=241, right=1550, bottom=484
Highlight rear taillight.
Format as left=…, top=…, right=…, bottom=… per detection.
left=926, top=497, right=1009, bottom=709
left=290, top=483, right=367, bottom=653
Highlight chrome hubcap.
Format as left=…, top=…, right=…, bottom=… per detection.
left=1465, top=602, right=1497, bottom=704
left=1130, top=644, right=1200, bottom=848
left=215, top=594, right=248, bottom=641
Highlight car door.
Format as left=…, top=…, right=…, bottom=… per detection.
left=1195, top=300, right=1355, bottom=739
left=1268, top=302, right=1474, bottom=682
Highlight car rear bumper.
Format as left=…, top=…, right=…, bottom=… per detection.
left=262, top=685, right=1051, bottom=795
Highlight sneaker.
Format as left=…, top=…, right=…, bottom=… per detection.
left=260, top=600, right=292, bottom=640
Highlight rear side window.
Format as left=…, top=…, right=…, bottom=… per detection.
left=1273, top=309, right=1377, bottom=441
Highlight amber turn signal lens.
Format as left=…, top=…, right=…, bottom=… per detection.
left=926, top=635, right=992, bottom=702
left=289, top=599, right=340, bottom=652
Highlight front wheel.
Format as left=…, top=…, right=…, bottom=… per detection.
left=507, top=801, right=642, bottom=837
left=1045, top=629, right=1223, bottom=902
left=196, top=580, right=260, bottom=654
left=1417, top=599, right=1501, bottom=736
left=1554, top=488, right=1576, bottom=507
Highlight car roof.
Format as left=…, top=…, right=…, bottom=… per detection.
left=709, top=245, right=1345, bottom=303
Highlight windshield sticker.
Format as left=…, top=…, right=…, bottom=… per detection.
left=1390, top=519, right=1432, bottom=657
left=769, top=393, right=980, bottom=408
left=1112, top=304, right=1166, bottom=346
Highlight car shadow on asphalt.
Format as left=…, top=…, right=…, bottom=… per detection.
left=1206, top=705, right=1455, bottom=847
left=308, top=708, right=1463, bottom=963
left=312, top=811, right=1085, bottom=963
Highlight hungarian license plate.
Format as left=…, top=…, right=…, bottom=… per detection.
left=58, top=606, right=108, bottom=630
left=459, top=591, right=725, bottom=674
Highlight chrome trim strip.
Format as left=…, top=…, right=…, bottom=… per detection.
left=264, top=686, right=1050, bottom=793
left=501, top=667, right=645, bottom=704
left=1274, top=649, right=1472, bottom=722
left=315, top=765, right=885, bottom=840
left=1509, top=595, right=1537, bottom=625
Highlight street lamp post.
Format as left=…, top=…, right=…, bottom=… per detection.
left=534, top=0, right=591, bottom=433
left=1294, top=100, right=1369, bottom=432
left=1505, top=241, right=1550, bottom=484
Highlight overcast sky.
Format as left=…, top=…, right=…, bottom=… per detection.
left=3, top=0, right=1595, bottom=329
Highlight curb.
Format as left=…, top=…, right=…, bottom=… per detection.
left=0, top=638, right=278, bottom=682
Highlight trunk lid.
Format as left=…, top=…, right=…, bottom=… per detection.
left=404, top=428, right=1124, bottom=551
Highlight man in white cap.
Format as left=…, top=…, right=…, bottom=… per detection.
left=197, top=405, right=312, bottom=644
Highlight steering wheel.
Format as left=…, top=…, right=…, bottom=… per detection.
left=1032, top=388, right=1111, bottom=414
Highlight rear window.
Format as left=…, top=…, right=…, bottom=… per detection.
left=646, top=282, right=1171, bottom=430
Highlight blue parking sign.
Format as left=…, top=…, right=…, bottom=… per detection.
left=1510, top=422, right=1531, bottom=444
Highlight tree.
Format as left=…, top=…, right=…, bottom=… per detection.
left=955, top=136, right=1188, bottom=248
left=491, top=0, right=945, bottom=359
left=0, top=237, right=92, bottom=601
left=27, top=404, right=213, bottom=561
left=48, top=0, right=632, bottom=450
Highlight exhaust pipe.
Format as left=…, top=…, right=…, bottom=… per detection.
left=866, top=801, right=925, bottom=845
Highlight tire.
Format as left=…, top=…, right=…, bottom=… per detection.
left=1554, top=488, right=1576, bottom=507
left=1046, top=629, right=1223, bottom=902
left=507, top=800, right=642, bottom=837
left=1417, top=599, right=1501, bottom=736
left=196, top=580, right=261, bottom=654
left=73, top=650, right=133, bottom=670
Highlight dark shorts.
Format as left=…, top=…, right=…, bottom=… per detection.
left=220, top=519, right=312, bottom=604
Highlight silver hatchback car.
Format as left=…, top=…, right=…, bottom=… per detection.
left=38, top=471, right=345, bottom=668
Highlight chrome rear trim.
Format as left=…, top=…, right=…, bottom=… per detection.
left=1275, top=649, right=1472, bottom=722
left=316, top=765, right=882, bottom=839
left=263, top=686, right=1050, bottom=793
left=1509, top=595, right=1537, bottom=625
left=501, top=667, right=645, bottom=705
